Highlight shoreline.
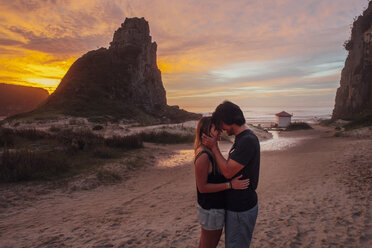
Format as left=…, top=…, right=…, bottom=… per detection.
left=0, top=125, right=371, bottom=247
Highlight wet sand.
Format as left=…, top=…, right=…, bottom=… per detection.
left=0, top=125, right=371, bottom=247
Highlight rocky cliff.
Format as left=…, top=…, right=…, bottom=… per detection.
left=37, top=17, right=199, bottom=123
left=332, top=2, right=372, bottom=119
left=0, top=83, right=49, bottom=117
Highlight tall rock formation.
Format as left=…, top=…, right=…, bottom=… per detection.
left=332, top=2, right=372, bottom=119
left=0, top=83, right=49, bottom=117
left=109, top=18, right=166, bottom=112
left=38, top=17, right=199, bottom=122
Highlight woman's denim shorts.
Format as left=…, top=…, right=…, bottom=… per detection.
left=197, top=205, right=225, bottom=230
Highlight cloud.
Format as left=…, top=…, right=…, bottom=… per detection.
left=22, top=34, right=108, bottom=54
left=0, top=0, right=369, bottom=108
left=0, top=0, right=57, bottom=13
left=0, top=38, right=24, bottom=46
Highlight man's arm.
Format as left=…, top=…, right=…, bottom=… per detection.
left=195, top=153, right=250, bottom=192
left=202, top=134, right=244, bottom=179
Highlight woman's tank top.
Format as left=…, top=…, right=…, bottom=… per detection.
left=194, top=150, right=227, bottom=209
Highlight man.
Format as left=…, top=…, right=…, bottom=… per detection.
left=202, top=101, right=260, bottom=248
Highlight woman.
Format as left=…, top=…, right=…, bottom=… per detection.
left=194, top=117, right=249, bottom=248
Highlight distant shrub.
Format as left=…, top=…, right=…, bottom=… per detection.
left=56, top=129, right=104, bottom=150
left=96, top=170, right=122, bottom=183
left=334, top=132, right=342, bottom=137
left=335, top=126, right=341, bottom=131
left=319, top=119, right=334, bottom=126
left=105, top=135, right=143, bottom=149
left=125, top=157, right=144, bottom=171
left=68, top=119, right=85, bottom=125
left=93, top=146, right=115, bottom=159
left=92, top=125, right=104, bottom=131
left=49, top=125, right=61, bottom=132
left=286, top=122, right=313, bottom=131
left=0, top=149, right=70, bottom=182
left=69, top=119, right=77, bottom=125
left=140, top=131, right=194, bottom=144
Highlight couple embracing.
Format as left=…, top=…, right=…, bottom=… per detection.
left=194, top=101, right=260, bottom=248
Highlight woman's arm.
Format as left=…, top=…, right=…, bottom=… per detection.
left=195, top=153, right=249, bottom=193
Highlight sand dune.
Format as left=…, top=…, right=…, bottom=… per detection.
left=0, top=125, right=371, bottom=247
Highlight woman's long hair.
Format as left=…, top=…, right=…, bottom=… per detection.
left=194, top=116, right=212, bottom=156
left=194, top=116, right=220, bottom=175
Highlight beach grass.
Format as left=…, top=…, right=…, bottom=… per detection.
left=0, top=127, right=144, bottom=182
left=343, top=110, right=372, bottom=130
left=0, top=149, right=70, bottom=182
left=0, top=125, right=199, bottom=182
left=105, top=134, right=143, bottom=149
left=0, top=125, right=197, bottom=182
left=0, top=128, right=15, bottom=147
left=49, top=125, right=61, bottom=132
left=4, top=98, right=161, bottom=126
left=319, top=119, right=334, bottom=126
left=320, top=110, right=372, bottom=130
left=96, top=169, right=122, bottom=183
left=92, top=125, right=104, bottom=131
left=139, top=130, right=194, bottom=144
left=286, top=122, right=313, bottom=131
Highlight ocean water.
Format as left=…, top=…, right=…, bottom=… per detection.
left=186, top=106, right=333, bottom=123
left=260, top=131, right=314, bottom=151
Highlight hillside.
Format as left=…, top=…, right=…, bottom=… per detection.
left=0, top=83, right=49, bottom=117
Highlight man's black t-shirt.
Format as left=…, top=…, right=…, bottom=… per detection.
left=226, top=129, right=260, bottom=212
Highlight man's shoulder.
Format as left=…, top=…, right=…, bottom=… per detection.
left=234, top=131, right=259, bottom=152
left=239, top=129, right=259, bottom=143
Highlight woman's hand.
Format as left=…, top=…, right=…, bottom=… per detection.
left=202, top=133, right=218, bottom=150
left=231, top=175, right=250, bottom=190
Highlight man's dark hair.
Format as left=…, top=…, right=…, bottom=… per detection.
left=212, top=101, right=246, bottom=129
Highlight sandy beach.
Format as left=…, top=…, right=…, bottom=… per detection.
left=0, top=124, right=371, bottom=247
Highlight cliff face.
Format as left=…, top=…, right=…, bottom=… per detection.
left=332, top=2, right=372, bottom=119
left=109, top=18, right=166, bottom=112
left=41, top=17, right=199, bottom=122
left=0, top=83, right=49, bottom=117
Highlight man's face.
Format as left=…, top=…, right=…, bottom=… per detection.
left=221, top=122, right=234, bottom=136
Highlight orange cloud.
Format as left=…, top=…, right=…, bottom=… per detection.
left=0, top=0, right=368, bottom=109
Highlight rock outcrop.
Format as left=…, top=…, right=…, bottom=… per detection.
left=38, top=17, right=199, bottom=123
left=332, top=2, right=372, bottom=119
left=0, top=83, right=49, bottom=117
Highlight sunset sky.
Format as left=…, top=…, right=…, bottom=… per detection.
left=0, top=0, right=369, bottom=111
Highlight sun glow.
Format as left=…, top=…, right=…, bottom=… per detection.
left=157, top=57, right=209, bottom=74
left=0, top=49, right=76, bottom=93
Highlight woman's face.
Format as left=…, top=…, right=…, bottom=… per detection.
left=210, top=124, right=221, bottom=140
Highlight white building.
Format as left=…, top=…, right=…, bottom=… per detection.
left=275, top=111, right=292, bottom=128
